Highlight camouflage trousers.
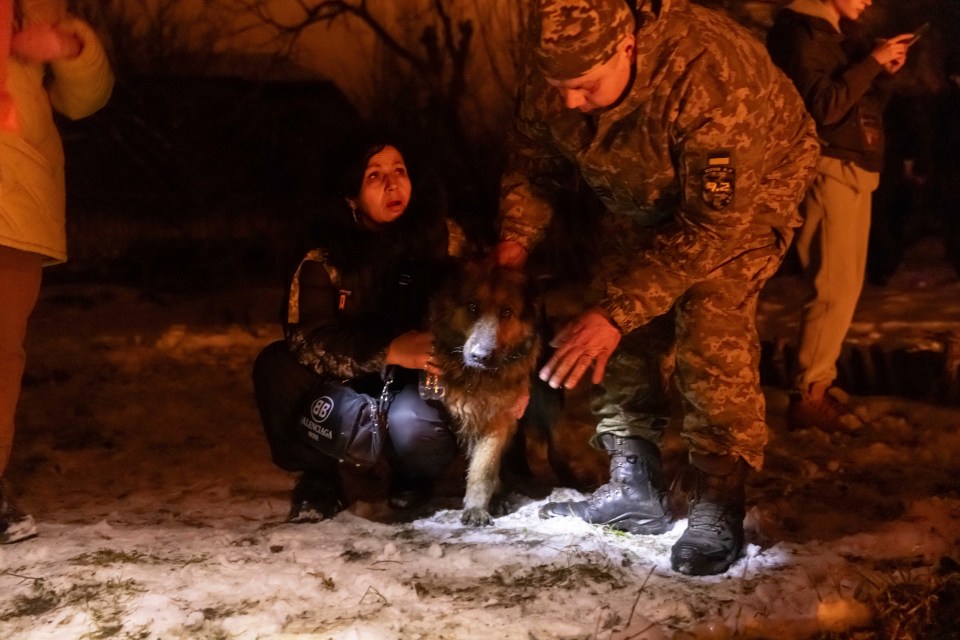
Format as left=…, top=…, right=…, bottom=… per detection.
left=589, top=222, right=788, bottom=471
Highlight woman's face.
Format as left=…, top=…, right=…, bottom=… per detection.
left=350, top=145, right=412, bottom=226
left=830, top=0, right=871, bottom=21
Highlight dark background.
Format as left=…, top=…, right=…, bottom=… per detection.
left=50, top=0, right=960, bottom=294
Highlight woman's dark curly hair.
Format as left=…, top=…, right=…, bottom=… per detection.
left=336, top=140, right=395, bottom=201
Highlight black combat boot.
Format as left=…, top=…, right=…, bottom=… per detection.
left=540, top=434, right=672, bottom=535
left=670, top=453, right=748, bottom=576
left=288, top=464, right=346, bottom=523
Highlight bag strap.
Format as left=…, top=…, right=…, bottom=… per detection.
left=377, top=365, right=400, bottom=428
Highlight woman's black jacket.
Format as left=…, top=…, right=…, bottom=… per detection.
left=283, top=203, right=454, bottom=382
left=766, top=8, right=889, bottom=172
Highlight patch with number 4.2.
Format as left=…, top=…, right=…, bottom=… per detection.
left=702, top=155, right=735, bottom=211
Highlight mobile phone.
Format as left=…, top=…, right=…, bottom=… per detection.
left=908, top=22, right=930, bottom=46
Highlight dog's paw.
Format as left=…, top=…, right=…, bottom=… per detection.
left=461, top=507, right=494, bottom=527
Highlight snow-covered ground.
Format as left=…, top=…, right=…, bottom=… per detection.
left=1, top=239, right=958, bottom=639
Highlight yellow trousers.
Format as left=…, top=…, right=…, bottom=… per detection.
left=0, top=245, right=42, bottom=474
left=794, top=157, right=879, bottom=393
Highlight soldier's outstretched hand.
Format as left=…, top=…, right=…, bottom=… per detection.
left=540, top=308, right=621, bottom=389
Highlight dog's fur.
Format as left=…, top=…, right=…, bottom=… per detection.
left=430, top=260, right=541, bottom=526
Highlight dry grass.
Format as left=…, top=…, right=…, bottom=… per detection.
left=812, top=557, right=960, bottom=640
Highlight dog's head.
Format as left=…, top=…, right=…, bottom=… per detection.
left=431, top=260, right=540, bottom=372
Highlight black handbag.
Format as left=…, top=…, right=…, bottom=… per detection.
left=296, top=368, right=399, bottom=468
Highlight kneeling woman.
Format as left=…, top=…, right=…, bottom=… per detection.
left=253, top=138, right=461, bottom=521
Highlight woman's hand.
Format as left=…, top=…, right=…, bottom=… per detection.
left=871, top=34, right=912, bottom=74
left=12, top=24, right=83, bottom=63
left=385, top=330, right=441, bottom=374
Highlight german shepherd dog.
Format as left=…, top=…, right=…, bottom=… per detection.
left=430, top=260, right=541, bottom=526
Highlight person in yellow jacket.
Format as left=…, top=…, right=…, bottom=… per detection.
left=0, top=0, right=113, bottom=544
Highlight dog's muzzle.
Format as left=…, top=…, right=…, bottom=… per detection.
left=463, top=318, right=500, bottom=369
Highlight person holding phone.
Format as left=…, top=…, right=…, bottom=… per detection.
left=766, top=0, right=912, bottom=431
left=905, top=22, right=929, bottom=47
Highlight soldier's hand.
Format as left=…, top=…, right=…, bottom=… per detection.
left=540, top=308, right=621, bottom=389
left=494, top=240, right=528, bottom=269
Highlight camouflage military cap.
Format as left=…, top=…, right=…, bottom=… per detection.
left=534, top=0, right=635, bottom=80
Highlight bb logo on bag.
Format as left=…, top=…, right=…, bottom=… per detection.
left=310, top=396, right=335, bottom=422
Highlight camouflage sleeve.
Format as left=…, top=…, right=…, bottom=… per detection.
left=600, top=54, right=819, bottom=334
left=287, top=260, right=387, bottom=380
left=497, top=76, right=574, bottom=252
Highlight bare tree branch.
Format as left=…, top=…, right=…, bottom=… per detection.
left=223, top=0, right=432, bottom=71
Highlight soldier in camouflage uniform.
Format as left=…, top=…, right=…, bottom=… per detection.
left=495, top=0, right=819, bottom=575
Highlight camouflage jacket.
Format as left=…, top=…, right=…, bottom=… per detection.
left=499, top=0, right=820, bottom=334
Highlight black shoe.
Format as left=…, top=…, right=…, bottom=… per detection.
left=1, top=480, right=37, bottom=544
left=670, top=454, right=747, bottom=576
left=387, top=473, right=434, bottom=511
left=540, top=434, right=672, bottom=535
left=288, top=469, right=345, bottom=523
